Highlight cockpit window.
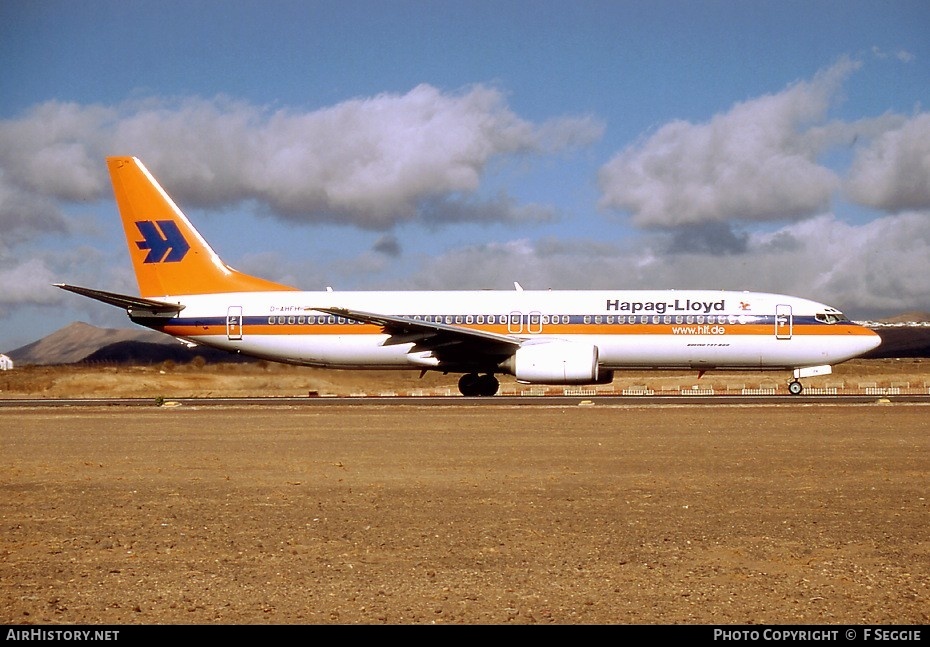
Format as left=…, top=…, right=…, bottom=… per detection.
left=815, top=312, right=849, bottom=324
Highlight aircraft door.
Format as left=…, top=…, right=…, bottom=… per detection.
left=528, top=311, right=542, bottom=334
left=508, top=311, right=523, bottom=334
left=227, top=305, right=243, bottom=341
left=775, top=304, right=792, bottom=340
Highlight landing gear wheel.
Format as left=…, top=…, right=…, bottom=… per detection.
left=788, top=380, right=803, bottom=396
left=458, top=373, right=480, bottom=396
left=476, top=374, right=500, bottom=397
left=458, top=373, right=499, bottom=396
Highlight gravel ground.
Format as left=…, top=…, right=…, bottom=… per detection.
left=1, top=402, right=928, bottom=625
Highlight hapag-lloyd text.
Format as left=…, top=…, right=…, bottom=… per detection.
left=606, top=299, right=726, bottom=315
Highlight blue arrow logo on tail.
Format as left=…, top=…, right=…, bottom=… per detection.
left=135, top=220, right=191, bottom=263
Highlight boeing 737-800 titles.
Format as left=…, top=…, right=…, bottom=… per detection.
left=57, top=157, right=881, bottom=396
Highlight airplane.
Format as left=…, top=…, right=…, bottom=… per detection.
left=57, top=156, right=882, bottom=397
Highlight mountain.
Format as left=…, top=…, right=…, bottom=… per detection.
left=877, top=312, right=930, bottom=324
left=81, top=339, right=254, bottom=365
left=7, top=322, right=170, bottom=365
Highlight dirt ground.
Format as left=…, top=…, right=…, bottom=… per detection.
left=1, top=395, right=928, bottom=625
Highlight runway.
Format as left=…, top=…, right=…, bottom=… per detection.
left=2, top=392, right=930, bottom=407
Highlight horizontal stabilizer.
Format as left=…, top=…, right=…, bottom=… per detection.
left=54, top=284, right=184, bottom=315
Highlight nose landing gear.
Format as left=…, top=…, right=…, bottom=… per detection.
left=788, top=365, right=833, bottom=396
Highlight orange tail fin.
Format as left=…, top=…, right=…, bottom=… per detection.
left=107, top=156, right=296, bottom=297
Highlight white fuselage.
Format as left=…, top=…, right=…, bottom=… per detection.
left=132, top=289, right=881, bottom=375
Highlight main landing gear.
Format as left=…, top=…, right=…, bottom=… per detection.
left=788, top=380, right=804, bottom=395
left=458, top=373, right=500, bottom=397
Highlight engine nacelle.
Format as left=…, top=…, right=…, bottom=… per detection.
left=501, top=341, right=607, bottom=385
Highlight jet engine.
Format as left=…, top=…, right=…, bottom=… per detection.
left=501, top=341, right=612, bottom=384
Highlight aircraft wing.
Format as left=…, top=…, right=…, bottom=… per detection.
left=312, top=306, right=521, bottom=367
left=55, top=284, right=184, bottom=315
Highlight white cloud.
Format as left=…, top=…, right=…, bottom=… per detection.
left=846, top=113, right=930, bottom=211
left=0, top=174, right=69, bottom=240
left=597, top=56, right=930, bottom=229
left=871, top=46, right=916, bottom=64
left=0, top=85, right=603, bottom=232
left=0, top=101, right=113, bottom=200
left=597, top=59, right=861, bottom=227
left=407, top=212, right=930, bottom=318
left=0, top=258, right=59, bottom=306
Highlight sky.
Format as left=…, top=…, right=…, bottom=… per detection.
left=1, top=0, right=929, bottom=352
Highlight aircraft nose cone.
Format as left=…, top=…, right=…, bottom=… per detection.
left=861, top=327, right=883, bottom=353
